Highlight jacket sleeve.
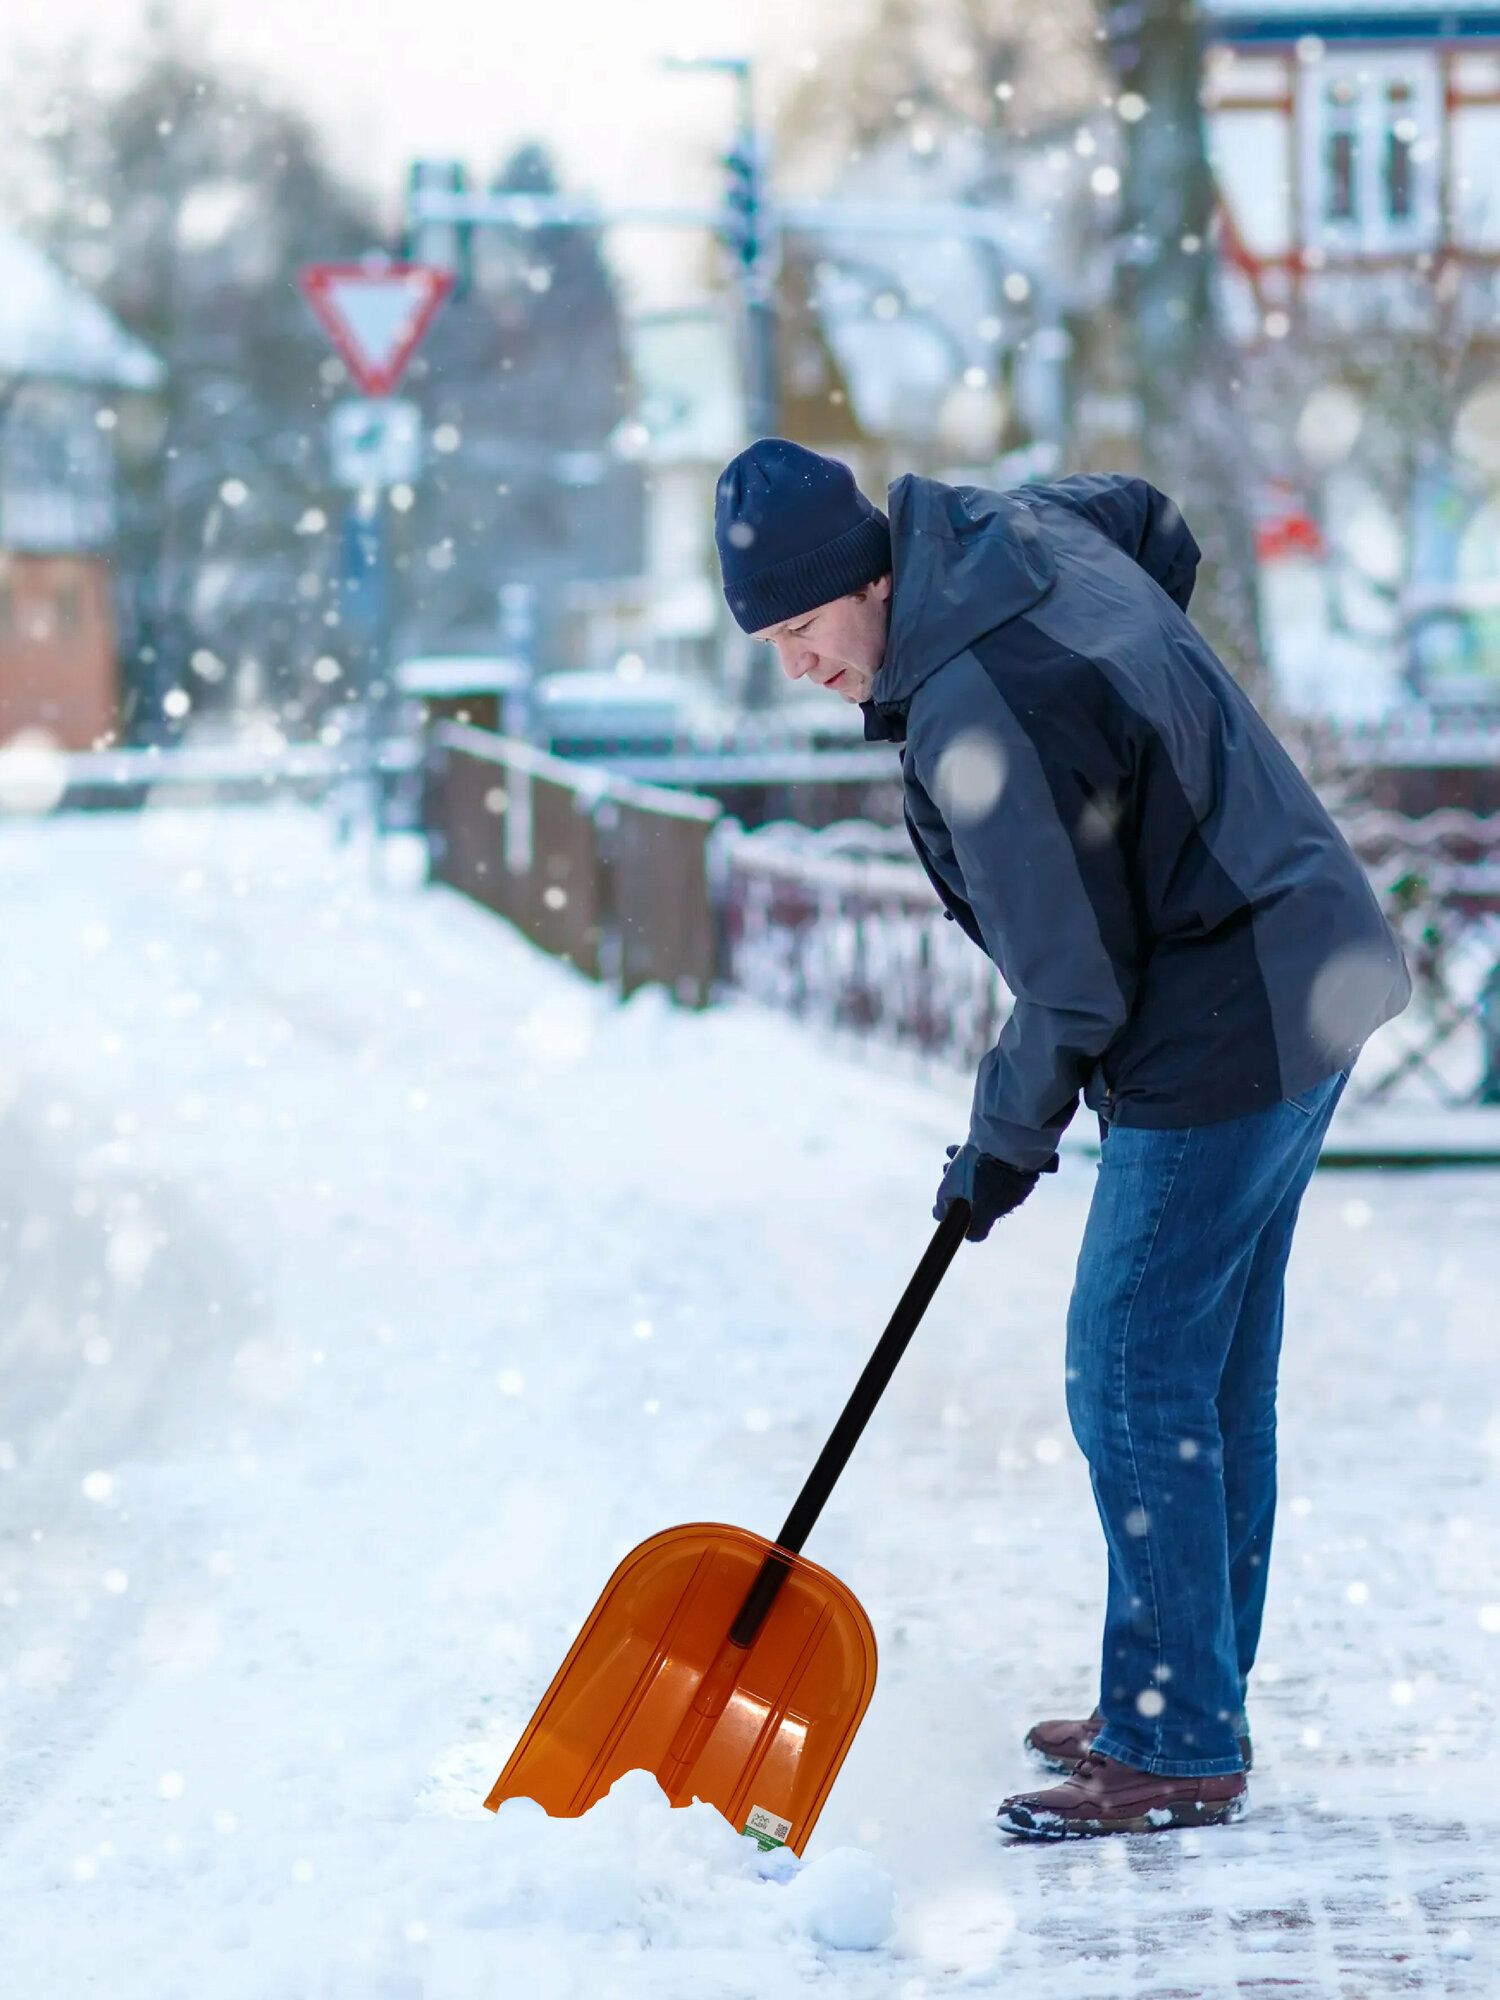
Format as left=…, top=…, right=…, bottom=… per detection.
left=906, top=653, right=1136, bottom=1171
left=1028, top=474, right=1200, bottom=612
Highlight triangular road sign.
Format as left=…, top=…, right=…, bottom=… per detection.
left=299, top=261, right=454, bottom=397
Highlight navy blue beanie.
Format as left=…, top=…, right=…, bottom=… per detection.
left=714, top=438, right=891, bottom=634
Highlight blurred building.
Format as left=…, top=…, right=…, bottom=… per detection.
left=791, top=123, right=1108, bottom=487
left=0, top=230, right=163, bottom=749
left=1200, top=1, right=1500, bottom=716
left=1203, top=0, right=1500, bottom=336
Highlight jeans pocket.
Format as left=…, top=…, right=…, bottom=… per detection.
left=1286, top=1070, right=1348, bottom=1117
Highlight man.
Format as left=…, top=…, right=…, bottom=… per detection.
left=714, top=438, right=1409, bottom=1840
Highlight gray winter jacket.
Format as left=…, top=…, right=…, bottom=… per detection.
left=863, top=473, right=1410, bottom=1171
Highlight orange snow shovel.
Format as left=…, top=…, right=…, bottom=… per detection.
left=484, top=1200, right=970, bottom=1856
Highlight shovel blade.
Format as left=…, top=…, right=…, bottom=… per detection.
left=484, top=1522, right=877, bottom=1855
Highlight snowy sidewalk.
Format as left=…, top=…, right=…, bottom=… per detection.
left=1, top=806, right=1498, bottom=1999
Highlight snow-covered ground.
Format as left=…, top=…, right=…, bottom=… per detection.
left=2, top=804, right=1499, bottom=1998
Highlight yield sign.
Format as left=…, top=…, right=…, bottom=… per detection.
left=298, top=261, right=454, bottom=397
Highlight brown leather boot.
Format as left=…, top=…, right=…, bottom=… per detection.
left=998, top=1750, right=1247, bottom=1839
left=1024, top=1710, right=1253, bottom=1775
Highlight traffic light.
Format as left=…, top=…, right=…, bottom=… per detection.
left=722, top=140, right=763, bottom=272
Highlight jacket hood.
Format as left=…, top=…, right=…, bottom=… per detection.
left=867, top=476, right=1056, bottom=725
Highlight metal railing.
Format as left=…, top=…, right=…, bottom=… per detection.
left=719, top=813, right=1500, bottom=1111
left=720, top=825, right=1012, bottom=1063
left=1337, top=808, right=1500, bottom=1107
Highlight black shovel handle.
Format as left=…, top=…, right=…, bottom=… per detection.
left=728, top=1198, right=972, bottom=1648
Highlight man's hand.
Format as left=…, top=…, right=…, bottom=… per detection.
left=934, top=1143, right=1041, bottom=1241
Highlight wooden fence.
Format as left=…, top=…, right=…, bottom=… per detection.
left=423, top=723, right=721, bottom=1005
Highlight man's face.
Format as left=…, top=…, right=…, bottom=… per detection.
left=753, top=574, right=892, bottom=704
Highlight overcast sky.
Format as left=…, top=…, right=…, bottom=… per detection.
left=0, top=0, right=827, bottom=208
left=0, top=0, right=844, bottom=306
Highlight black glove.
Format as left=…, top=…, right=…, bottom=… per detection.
left=934, top=1142, right=1043, bottom=1242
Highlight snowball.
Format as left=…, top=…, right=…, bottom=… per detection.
left=784, top=1846, right=895, bottom=1949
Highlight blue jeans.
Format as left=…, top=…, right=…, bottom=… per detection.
left=1065, top=1072, right=1346, bottom=1777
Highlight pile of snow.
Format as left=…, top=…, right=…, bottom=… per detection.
left=246, top=1773, right=892, bottom=1999
left=482, top=1774, right=893, bottom=1952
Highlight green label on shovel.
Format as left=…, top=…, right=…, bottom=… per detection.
left=743, top=1804, right=793, bottom=1851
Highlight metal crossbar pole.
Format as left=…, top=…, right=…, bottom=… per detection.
left=406, top=186, right=1030, bottom=247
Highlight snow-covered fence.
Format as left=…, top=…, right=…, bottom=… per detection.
left=719, top=824, right=1012, bottom=1064
left=424, top=723, right=722, bottom=1005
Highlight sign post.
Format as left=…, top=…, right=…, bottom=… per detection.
left=298, top=259, right=453, bottom=839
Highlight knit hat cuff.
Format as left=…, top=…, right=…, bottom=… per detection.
left=724, top=512, right=892, bottom=634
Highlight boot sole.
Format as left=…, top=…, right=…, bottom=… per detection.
left=997, top=1792, right=1248, bottom=1841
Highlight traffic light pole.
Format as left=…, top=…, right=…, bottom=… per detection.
left=705, top=57, right=778, bottom=441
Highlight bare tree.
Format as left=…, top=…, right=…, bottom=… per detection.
left=1103, top=0, right=1266, bottom=700
left=1245, top=288, right=1500, bottom=705
left=780, top=0, right=1269, bottom=699
left=406, top=142, right=642, bottom=667
left=5, top=10, right=378, bottom=737
left=781, top=0, right=1102, bottom=166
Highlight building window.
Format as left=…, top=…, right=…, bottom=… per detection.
left=1385, top=82, right=1416, bottom=223
left=1325, top=79, right=1360, bottom=224
left=56, top=581, right=82, bottom=635
left=1300, top=54, right=1440, bottom=256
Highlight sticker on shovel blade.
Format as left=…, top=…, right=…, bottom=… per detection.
left=743, top=1804, right=793, bottom=1851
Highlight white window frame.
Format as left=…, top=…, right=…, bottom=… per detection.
left=1298, top=50, right=1443, bottom=257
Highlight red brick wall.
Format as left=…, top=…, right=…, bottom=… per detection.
left=0, top=553, right=117, bottom=751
